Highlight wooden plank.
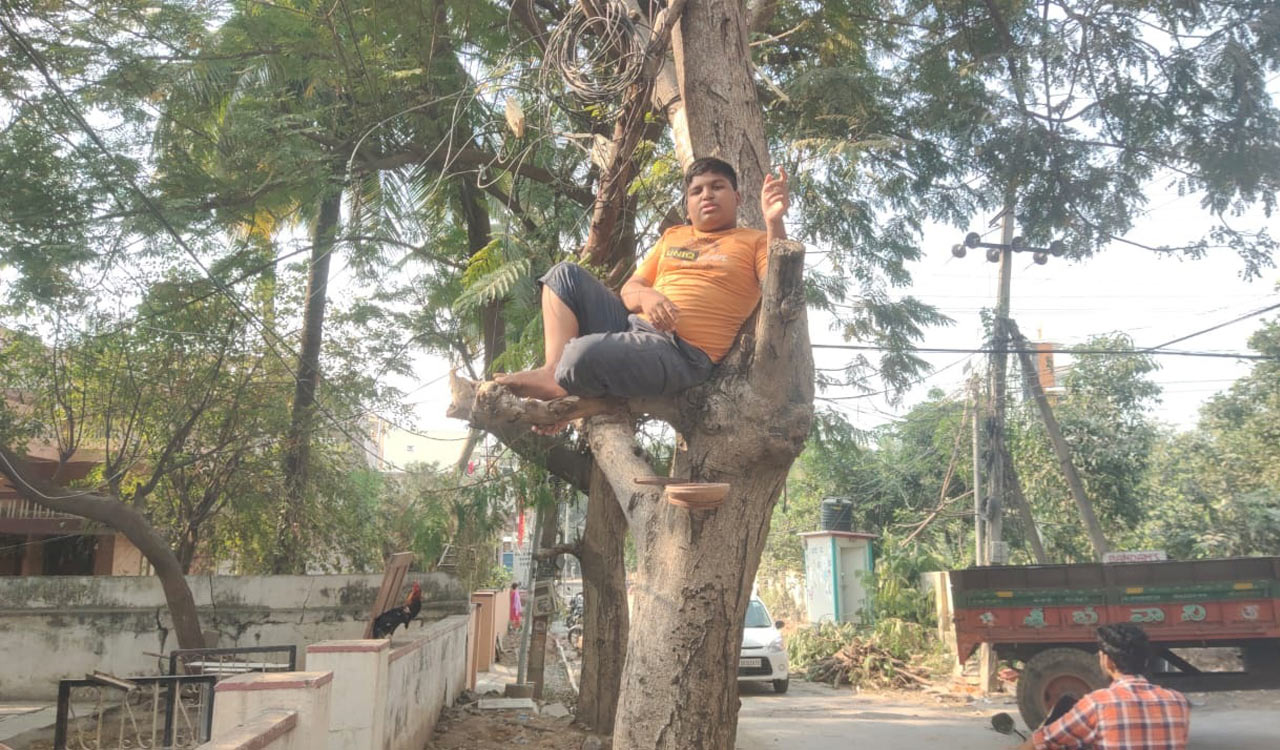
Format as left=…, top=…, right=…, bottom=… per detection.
left=364, top=552, right=414, bottom=639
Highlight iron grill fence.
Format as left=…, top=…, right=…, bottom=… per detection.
left=54, top=674, right=216, bottom=750
left=166, top=644, right=298, bottom=679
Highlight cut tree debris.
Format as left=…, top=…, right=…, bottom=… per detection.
left=806, top=637, right=935, bottom=690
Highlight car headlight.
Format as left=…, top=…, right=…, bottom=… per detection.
left=767, top=637, right=785, bottom=653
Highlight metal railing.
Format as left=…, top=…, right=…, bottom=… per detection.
left=167, top=644, right=297, bottom=679
left=54, top=673, right=216, bottom=749
left=0, top=497, right=78, bottom=519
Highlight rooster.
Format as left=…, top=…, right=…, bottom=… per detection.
left=372, top=582, right=422, bottom=638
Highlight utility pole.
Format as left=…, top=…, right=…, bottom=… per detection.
left=950, top=206, right=1069, bottom=694
left=950, top=204, right=1067, bottom=565
left=516, top=510, right=538, bottom=685
left=983, top=199, right=1016, bottom=567
left=1009, top=321, right=1111, bottom=561
left=969, top=374, right=985, bottom=565
left=525, top=498, right=560, bottom=700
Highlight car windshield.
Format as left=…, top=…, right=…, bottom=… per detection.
left=744, top=600, right=772, bottom=628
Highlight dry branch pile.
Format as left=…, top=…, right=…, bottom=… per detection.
left=806, top=637, right=935, bottom=689
left=793, top=620, right=941, bottom=690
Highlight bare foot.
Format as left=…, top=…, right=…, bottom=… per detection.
left=493, top=367, right=570, bottom=401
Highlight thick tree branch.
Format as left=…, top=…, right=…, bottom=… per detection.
left=0, top=446, right=204, bottom=649
left=447, top=373, right=683, bottom=431
left=445, top=374, right=595, bottom=491
left=579, top=0, right=687, bottom=268
left=535, top=541, right=581, bottom=561
left=752, top=238, right=810, bottom=392
left=509, top=0, right=549, bottom=51
left=583, top=415, right=662, bottom=530
left=747, top=0, right=781, bottom=34
left=620, top=0, right=691, bottom=168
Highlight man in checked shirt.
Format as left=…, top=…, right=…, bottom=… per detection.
left=1016, top=623, right=1191, bottom=750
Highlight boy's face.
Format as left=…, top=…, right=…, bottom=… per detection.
left=686, top=171, right=740, bottom=231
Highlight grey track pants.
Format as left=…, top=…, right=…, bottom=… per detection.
left=540, top=262, right=714, bottom=398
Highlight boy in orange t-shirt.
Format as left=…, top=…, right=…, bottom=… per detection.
left=497, top=157, right=789, bottom=405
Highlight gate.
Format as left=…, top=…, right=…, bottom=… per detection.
left=53, top=673, right=216, bottom=750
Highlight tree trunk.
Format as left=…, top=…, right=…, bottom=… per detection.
left=455, top=176, right=503, bottom=473
left=606, top=5, right=810, bottom=747
left=0, top=447, right=205, bottom=650
left=576, top=465, right=629, bottom=734
left=448, top=7, right=810, bottom=746
left=672, top=0, right=769, bottom=228
left=276, top=190, right=342, bottom=574
left=177, top=525, right=199, bottom=574
left=590, top=234, right=812, bottom=749
left=459, top=176, right=506, bottom=373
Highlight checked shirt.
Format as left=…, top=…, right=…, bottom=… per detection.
left=1032, top=675, right=1190, bottom=750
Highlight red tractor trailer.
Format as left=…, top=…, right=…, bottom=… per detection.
left=949, top=556, right=1280, bottom=727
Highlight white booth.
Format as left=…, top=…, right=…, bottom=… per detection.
left=800, top=530, right=875, bottom=623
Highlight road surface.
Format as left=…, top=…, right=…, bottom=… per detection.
left=736, top=680, right=1280, bottom=750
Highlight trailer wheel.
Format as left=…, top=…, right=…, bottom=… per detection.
left=1017, top=648, right=1108, bottom=729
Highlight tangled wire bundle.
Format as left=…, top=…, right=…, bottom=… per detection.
left=543, top=0, right=648, bottom=105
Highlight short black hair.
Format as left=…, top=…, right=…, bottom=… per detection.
left=1096, top=623, right=1150, bottom=675
left=684, top=157, right=738, bottom=192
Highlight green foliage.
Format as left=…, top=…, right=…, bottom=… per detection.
left=771, top=393, right=976, bottom=588
left=454, top=243, right=532, bottom=315
left=868, top=534, right=942, bottom=625
left=1008, top=335, right=1162, bottom=559
left=788, top=618, right=946, bottom=687
left=1130, top=319, right=1280, bottom=557
left=787, top=620, right=861, bottom=671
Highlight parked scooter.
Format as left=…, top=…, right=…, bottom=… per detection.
left=565, top=592, right=584, bottom=652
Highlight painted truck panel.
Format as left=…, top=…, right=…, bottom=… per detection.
left=950, top=557, right=1280, bottom=662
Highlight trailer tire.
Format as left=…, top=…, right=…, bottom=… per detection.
left=1017, top=648, right=1108, bottom=729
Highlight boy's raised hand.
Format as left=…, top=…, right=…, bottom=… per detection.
left=761, top=167, right=790, bottom=229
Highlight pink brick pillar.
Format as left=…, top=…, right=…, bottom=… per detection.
left=211, top=672, right=332, bottom=749
left=306, top=640, right=390, bottom=750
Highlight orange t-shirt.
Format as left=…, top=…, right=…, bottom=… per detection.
left=633, top=224, right=768, bottom=362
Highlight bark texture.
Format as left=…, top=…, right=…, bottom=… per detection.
left=575, top=465, right=630, bottom=733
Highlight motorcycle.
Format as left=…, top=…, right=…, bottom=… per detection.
left=992, top=695, right=1078, bottom=741
left=565, top=592, right=584, bottom=652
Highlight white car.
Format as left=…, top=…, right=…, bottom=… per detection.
left=738, top=597, right=789, bottom=693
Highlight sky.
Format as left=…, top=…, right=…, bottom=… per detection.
left=812, top=182, right=1280, bottom=431
left=388, top=175, right=1279, bottom=440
